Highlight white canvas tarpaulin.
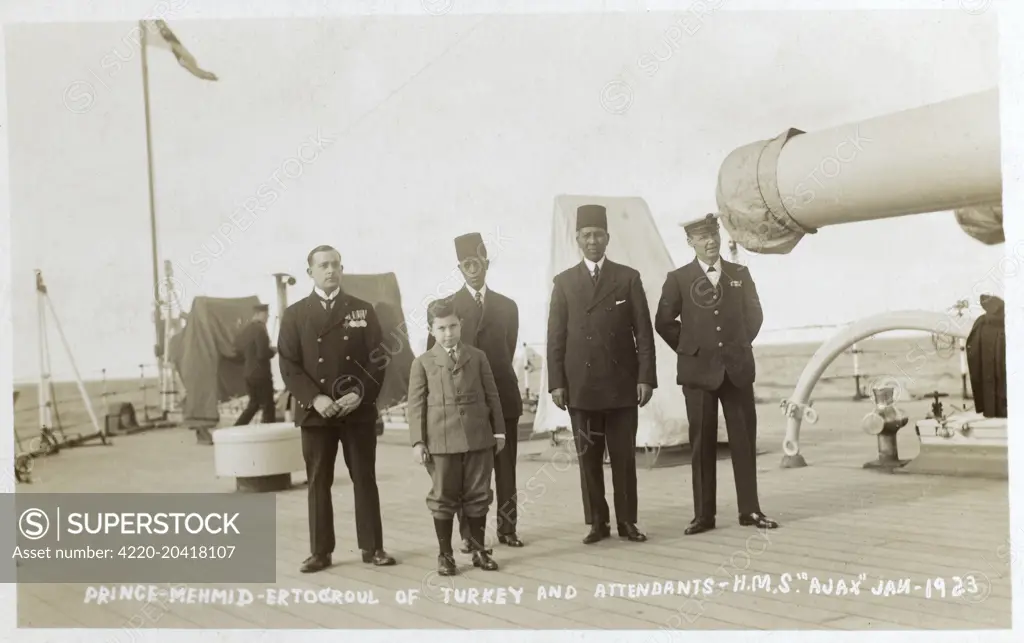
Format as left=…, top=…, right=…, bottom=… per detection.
left=533, top=195, right=691, bottom=447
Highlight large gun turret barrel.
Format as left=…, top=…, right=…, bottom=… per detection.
left=716, top=88, right=1002, bottom=254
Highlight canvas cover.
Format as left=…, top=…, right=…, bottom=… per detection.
left=533, top=195, right=690, bottom=447
left=336, top=272, right=414, bottom=410
left=169, top=296, right=260, bottom=425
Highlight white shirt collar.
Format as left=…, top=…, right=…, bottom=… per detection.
left=465, top=283, right=487, bottom=301
left=697, top=257, right=722, bottom=274
left=583, top=256, right=606, bottom=272
left=314, top=286, right=340, bottom=301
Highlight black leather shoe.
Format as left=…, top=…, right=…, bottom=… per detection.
left=684, top=518, right=716, bottom=536
left=460, top=540, right=474, bottom=555
left=739, top=512, right=779, bottom=529
left=300, top=554, right=331, bottom=573
left=472, top=550, right=499, bottom=571
left=498, top=533, right=525, bottom=547
left=361, top=549, right=397, bottom=566
left=583, top=523, right=611, bottom=544
left=617, top=522, right=648, bottom=542
left=437, top=553, right=458, bottom=576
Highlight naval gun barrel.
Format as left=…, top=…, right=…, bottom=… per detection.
left=716, top=88, right=1002, bottom=254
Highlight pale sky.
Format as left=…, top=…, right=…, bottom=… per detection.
left=5, top=10, right=1004, bottom=382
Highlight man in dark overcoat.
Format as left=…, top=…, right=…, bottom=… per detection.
left=547, top=204, right=657, bottom=545
left=233, top=303, right=277, bottom=425
left=426, top=232, right=526, bottom=550
left=278, top=244, right=398, bottom=573
left=654, top=213, right=778, bottom=535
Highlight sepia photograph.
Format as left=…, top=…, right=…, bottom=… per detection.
left=1, top=0, right=1018, bottom=637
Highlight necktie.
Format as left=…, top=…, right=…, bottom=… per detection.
left=592, top=264, right=601, bottom=284
left=707, top=266, right=716, bottom=273
left=474, top=291, right=483, bottom=309
left=320, top=297, right=334, bottom=310
left=448, top=347, right=458, bottom=363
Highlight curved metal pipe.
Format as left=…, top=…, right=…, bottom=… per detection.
left=780, top=310, right=973, bottom=459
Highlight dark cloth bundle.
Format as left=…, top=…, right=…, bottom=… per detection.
left=965, top=294, right=1007, bottom=418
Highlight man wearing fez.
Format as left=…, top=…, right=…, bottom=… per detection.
left=278, top=245, right=397, bottom=573
left=654, top=214, right=778, bottom=536
left=233, top=303, right=277, bottom=426
left=426, top=232, right=526, bottom=551
left=547, top=204, right=657, bottom=545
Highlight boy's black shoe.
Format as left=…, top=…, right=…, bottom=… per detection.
left=437, top=553, right=458, bottom=576
left=472, top=550, right=499, bottom=571
left=460, top=540, right=474, bottom=555
left=300, top=554, right=331, bottom=574
left=361, top=549, right=397, bottom=566
left=583, top=523, right=611, bottom=544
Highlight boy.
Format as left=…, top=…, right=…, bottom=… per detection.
left=407, top=297, right=506, bottom=576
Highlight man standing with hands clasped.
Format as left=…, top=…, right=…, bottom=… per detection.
left=278, top=245, right=398, bottom=573
left=655, top=213, right=779, bottom=536
left=547, top=203, right=657, bottom=545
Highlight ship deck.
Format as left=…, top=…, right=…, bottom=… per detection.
left=15, top=398, right=1012, bottom=631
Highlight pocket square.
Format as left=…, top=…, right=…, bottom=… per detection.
left=729, top=280, right=742, bottom=287
left=615, top=299, right=627, bottom=305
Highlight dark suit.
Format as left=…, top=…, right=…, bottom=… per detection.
left=278, top=290, right=388, bottom=555
left=547, top=259, right=657, bottom=526
left=655, top=258, right=764, bottom=519
left=233, top=320, right=276, bottom=425
left=427, top=286, right=523, bottom=537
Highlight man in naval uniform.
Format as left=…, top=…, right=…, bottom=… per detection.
left=233, top=303, right=277, bottom=426
left=654, top=213, right=779, bottom=535
left=547, top=203, right=657, bottom=545
left=426, top=232, right=526, bottom=551
left=278, top=245, right=398, bottom=573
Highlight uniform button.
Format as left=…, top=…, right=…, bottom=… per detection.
left=716, top=326, right=721, bottom=331
left=319, top=378, right=326, bottom=383
left=587, top=336, right=592, bottom=340
left=346, top=356, right=351, bottom=361
left=586, top=362, right=591, bottom=368
left=714, top=310, right=719, bottom=316
left=718, top=342, right=723, bottom=347
left=343, top=336, right=349, bottom=340
left=317, top=337, right=322, bottom=342
left=318, top=357, right=324, bottom=363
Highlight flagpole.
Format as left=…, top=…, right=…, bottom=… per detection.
left=140, top=20, right=163, bottom=361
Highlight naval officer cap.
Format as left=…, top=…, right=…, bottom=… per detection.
left=253, top=303, right=269, bottom=312
left=681, top=213, right=720, bottom=236
left=576, top=204, right=608, bottom=231
left=454, top=232, right=487, bottom=261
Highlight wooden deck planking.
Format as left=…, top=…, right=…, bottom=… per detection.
left=15, top=400, right=1012, bottom=630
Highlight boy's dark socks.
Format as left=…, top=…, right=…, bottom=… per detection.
left=434, top=517, right=455, bottom=554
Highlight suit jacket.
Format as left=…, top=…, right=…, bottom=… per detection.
left=546, top=258, right=657, bottom=411
left=278, top=290, right=386, bottom=427
left=655, top=258, right=763, bottom=390
left=234, top=320, right=275, bottom=382
left=406, top=342, right=505, bottom=454
left=425, top=286, right=523, bottom=419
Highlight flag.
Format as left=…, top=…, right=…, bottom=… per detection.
left=142, top=19, right=218, bottom=81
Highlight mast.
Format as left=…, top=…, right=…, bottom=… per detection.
left=140, top=20, right=163, bottom=358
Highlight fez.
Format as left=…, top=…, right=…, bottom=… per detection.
left=577, top=204, right=608, bottom=231
left=253, top=303, right=269, bottom=312
left=681, top=213, right=720, bottom=236
left=455, top=232, right=487, bottom=261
